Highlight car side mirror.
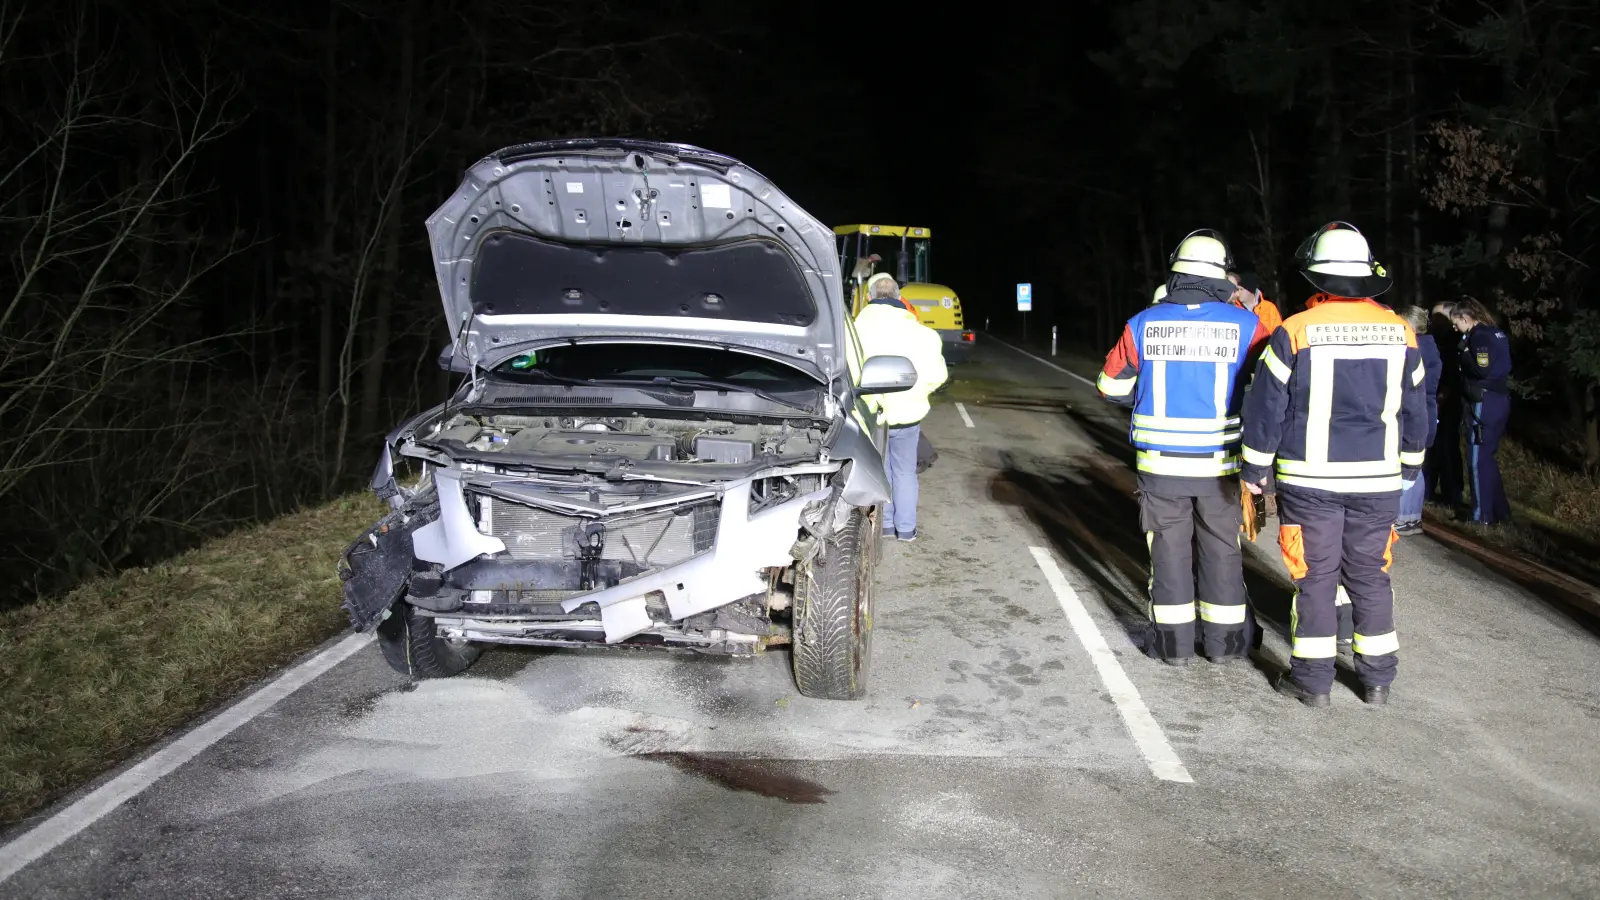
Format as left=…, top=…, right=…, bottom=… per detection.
left=858, top=355, right=918, bottom=394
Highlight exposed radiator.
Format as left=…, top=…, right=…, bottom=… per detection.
left=476, top=495, right=718, bottom=567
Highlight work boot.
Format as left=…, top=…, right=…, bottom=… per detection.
left=1158, top=654, right=1190, bottom=667
left=1206, top=654, right=1247, bottom=666
left=1363, top=685, right=1390, bottom=706
left=1273, top=672, right=1330, bottom=708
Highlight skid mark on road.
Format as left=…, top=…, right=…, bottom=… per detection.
left=1029, top=547, right=1193, bottom=783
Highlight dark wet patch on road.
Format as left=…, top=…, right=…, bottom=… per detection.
left=338, top=681, right=417, bottom=719
left=472, top=646, right=551, bottom=680
left=632, top=752, right=835, bottom=804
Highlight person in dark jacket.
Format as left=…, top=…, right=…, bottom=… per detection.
left=1395, top=306, right=1443, bottom=534
left=1426, top=302, right=1465, bottom=507
left=1451, top=298, right=1513, bottom=525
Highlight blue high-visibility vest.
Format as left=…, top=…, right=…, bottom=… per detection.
left=1127, top=301, right=1260, bottom=477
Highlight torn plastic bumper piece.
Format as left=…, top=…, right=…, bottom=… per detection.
left=338, top=503, right=439, bottom=631
left=412, top=467, right=505, bottom=570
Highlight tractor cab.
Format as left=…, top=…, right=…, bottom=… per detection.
left=833, top=224, right=974, bottom=362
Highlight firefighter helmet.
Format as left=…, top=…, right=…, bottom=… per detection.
left=1296, top=221, right=1392, bottom=298
left=1168, top=229, right=1233, bottom=279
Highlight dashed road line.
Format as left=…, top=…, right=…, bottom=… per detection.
left=955, top=402, right=975, bottom=428
left=984, top=334, right=1097, bottom=389
left=1029, top=546, right=1193, bottom=784
left=0, top=632, right=375, bottom=885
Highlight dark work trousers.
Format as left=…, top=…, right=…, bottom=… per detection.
left=1137, top=477, right=1251, bottom=661
left=1336, top=584, right=1353, bottom=644
left=1427, top=397, right=1463, bottom=506
left=1468, top=392, right=1512, bottom=524
left=1276, top=486, right=1401, bottom=694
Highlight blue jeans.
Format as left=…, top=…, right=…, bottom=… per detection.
left=1397, top=477, right=1424, bottom=524
left=884, top=424, right=920, bottom=536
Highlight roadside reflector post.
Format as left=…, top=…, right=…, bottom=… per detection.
left=1052, top=326, right=1057, bottom=357
left=1016, top=283, right=1032, bottom=343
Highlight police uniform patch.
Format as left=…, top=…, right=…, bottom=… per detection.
left=1476, top=350, right=1490, bottom=368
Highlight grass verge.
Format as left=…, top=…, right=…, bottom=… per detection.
left=1427, top=438, right=1600, bottom=588
left=0, top=493, right=383, bottom=828
left=1499, top=440, right=1600, bottom=541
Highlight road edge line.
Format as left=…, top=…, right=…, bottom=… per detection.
left=0, top=631, right=375, bottom=884
left=1029, top=546, right=1194, bottom=784
left=955, top=402, right=975, bottom=428
left=983, top=334, right=1097, bottom=388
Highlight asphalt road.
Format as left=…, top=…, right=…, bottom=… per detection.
left=5, top=337, right=1600, bottom=899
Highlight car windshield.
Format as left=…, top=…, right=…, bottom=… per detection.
left=490, top=343, right=820, bottom=395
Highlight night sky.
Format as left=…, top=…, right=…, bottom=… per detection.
left=683, top=6, right=1107, bottom=326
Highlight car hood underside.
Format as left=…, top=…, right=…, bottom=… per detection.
left=426, top=139, right=846, bottom=383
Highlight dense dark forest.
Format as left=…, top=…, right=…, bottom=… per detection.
left=0, top=0, right=739, bottom=604
left=3, top=0, right=1598, bottom=606
left=984, top=1, right=1600, bottom=464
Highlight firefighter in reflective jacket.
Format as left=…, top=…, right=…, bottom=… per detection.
left=1099, top=230, right=1272, bottom=665
left=1240, top=222, right=1428, bottom=707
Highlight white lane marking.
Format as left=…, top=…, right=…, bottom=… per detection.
left=955, top=402, right=975, bottom=428
left=1029, top=547, right=1194, bottom=784
left=0, top=631, right=375, bottom=884
left=985, top=334, right=1097, bottom=388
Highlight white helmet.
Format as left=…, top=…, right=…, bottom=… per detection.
left=1297, top=221, right=1392, bottom=297
left=1305, top=226, right=1376, bottom=276
left=1168, top=229, right=1233, bottom=279
left=1150, top=284, right=1168, bottom=304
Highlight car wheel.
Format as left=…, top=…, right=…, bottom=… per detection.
left=791, top=507, right=877, bottom=700
left=376, top=600, right=482, bottom=678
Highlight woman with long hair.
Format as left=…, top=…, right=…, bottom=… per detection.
left=1449, top=298, right=1513, bottom=524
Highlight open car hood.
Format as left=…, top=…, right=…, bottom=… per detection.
left=427, top=139, right=845, bottom=383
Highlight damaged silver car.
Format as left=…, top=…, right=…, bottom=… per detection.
left=338, top=139, right=915, bottom=700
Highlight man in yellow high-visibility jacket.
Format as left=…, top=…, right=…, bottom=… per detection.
left=855, top=273, right=948, bottom=542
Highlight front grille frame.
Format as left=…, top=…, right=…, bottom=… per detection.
left=473, top=492, right=720, bottom=569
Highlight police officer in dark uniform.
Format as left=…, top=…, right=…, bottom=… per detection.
left=1450, top=298, right=1513, bottom=524
left=1427, top=303, right=1465, bottom=508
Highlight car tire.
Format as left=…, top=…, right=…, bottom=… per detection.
left=791, top=507, right=877, bottom=700
left=376, top=601, right=482, bottom=678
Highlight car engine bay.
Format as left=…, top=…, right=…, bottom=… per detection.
left=417, top=413, right=828, bottom=472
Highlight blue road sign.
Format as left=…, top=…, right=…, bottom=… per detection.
left=1017, top=283, right=1032, bottom=312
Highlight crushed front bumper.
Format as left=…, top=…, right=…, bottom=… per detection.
left=340, top=464, right=841, bottom=646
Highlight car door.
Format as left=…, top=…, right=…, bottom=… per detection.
left=842, top=313, right=889, bottom=454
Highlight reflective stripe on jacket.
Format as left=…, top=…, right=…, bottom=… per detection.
left=1098, top=290, right=1270, bottom=478
left=1240, top=298, right=1428, bottom=493
left=854, top=302, right=948, bottom=426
